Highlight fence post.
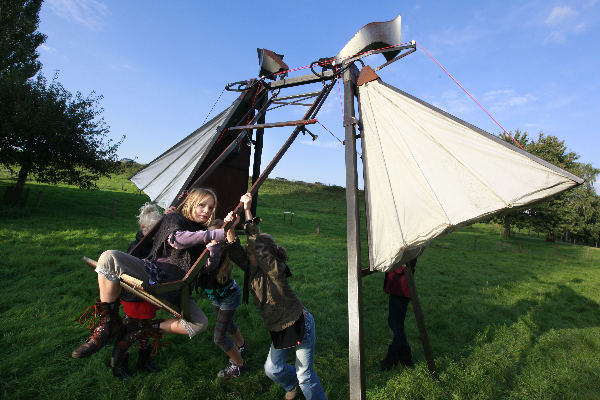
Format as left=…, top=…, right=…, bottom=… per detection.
left=36, top=192, right=43, bottom=209
left=317, top=220, right=321, bottom=234
left=473, top=237, right=478, bottom=251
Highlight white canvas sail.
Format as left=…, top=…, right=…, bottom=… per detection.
left=358, top=77, right=583, bottom=272
left=130, top=105, right=233, bottom=209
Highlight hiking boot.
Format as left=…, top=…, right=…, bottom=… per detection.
left=285, top=383, right=300, bottom=400
left=379, top=346, right=400, bottom=371
left=71, top=300, right=123, bottom=358
left=217, top=360, right=246, bottom=378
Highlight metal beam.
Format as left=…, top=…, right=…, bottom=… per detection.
left=221, top=80, right=336, bottom=230
left=268, top=69, right=337, bottom=89
left=343, top=63, right=366, bottom=400
left=228, top=119, right=317, bottom=131
left=273, top=91, right=322, bottom=101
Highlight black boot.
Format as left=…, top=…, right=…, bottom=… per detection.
left=137, top=340, right=161, bottom=373
left=379, top=346, right=400, bottom=371
left=110, top=349, right=133, bottom=379
left=111, top=317, right=161, bottom=376
left=399, top=346, right=414, bottom=367
left=72, top=300, right=124, bottom=358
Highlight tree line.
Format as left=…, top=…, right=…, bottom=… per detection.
left=494, top=130, right=600, bottom=246
left=1, top=0, right=121, bottom=205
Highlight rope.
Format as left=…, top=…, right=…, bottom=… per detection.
left=269, top=41, right=414, bottom=79
left=259, top=40, right=524, bottom=153
left=316, top=120, right=344, bottom=146
left=201, top=87, right=226, bottom=126
left=77, top=303, right=101, bottom=329
left=315, top=120, right=362, bottom=159
left=415, top=41, right=525, bottom=150
left=334, top=63, right=344, bottom=124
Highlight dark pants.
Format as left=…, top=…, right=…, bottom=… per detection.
left=388, top=295, right=410, bottom=354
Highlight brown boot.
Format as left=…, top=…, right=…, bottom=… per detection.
left=71, top=300, right=124, bottom=358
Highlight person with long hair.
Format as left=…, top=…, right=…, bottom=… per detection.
left=226, top=193, right=327, bottom=400
left=197, top=219, right=248, bottom=378
left=71, top=188, right=235, bottom=359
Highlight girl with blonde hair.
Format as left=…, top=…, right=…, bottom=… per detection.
left=71, top=187, right=235, bottom=360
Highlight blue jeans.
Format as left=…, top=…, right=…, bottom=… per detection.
left=264, top=310, right=326, bottom=400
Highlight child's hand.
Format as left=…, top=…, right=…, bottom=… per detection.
left=240, top=193, right=252, bottom=210
left=224, top=211, right=238, bottom=224
left=164, top=206, right=177, bottom=215
left=206, top=240, right=217, bottom=248
left=224, top=211, right=240, bottom=243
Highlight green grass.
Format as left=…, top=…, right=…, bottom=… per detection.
left=1, top=173, right=599, bottom=399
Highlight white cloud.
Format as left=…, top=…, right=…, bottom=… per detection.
left=431, top=90, right=477, bottom=115
left=427, top=26, right=481, bottom=48
left=39, top=43, right=56, bottom=53
left=110, top=63, right=135, bottom=71
left=545, top=31, right=567, bottom=43
left=545, top=6, right=578, bottom=25
left=543, top=5, right=590, bottom=44
left=483, top=88, right=537, bottom=111
left=46, top=0, right=108, bottom=31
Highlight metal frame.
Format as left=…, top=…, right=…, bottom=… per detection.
left=127, top=39, right=430, bottom=396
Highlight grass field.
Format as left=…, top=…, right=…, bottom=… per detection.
left=1, top=173, right=599, bottom=400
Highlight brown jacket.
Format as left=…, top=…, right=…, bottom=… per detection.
left=228, top=233, right=303, bottom=332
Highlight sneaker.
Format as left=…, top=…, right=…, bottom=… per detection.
left=238, top=342, right=247, bottom=357
left=217, top=360, right=246, bottom=379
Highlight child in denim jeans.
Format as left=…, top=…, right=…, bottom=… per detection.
left=227, top=193, right=327, bottom=400
left=200, top=219, right=247, bottom=378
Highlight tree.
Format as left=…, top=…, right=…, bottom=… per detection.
left=496, top=130, right=531, bottom=237
left=1, top=74, right=123, bottom=202
left=1, top=1, right=122, bottom=204
left=0, top=0, right=45, bottom=83
left=496, top=130, right=600, bottom=244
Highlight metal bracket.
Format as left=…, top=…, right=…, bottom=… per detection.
left=343, top=116, right=362, bottom=129
left=374, top=41, right=417, bottom=71
left=301, top=127, right=318, bottom=141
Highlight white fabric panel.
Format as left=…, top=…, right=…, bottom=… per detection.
left=359, top=80, right=581, bottom=272
left=130, top=106, right=232, bottom=209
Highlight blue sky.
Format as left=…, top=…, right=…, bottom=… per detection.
left=38, top=1, right=599, bottom=191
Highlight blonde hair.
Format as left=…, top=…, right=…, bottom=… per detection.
left=137, top=202, right=162, bottom=234
left=177, top=187, right=218, bottom=225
